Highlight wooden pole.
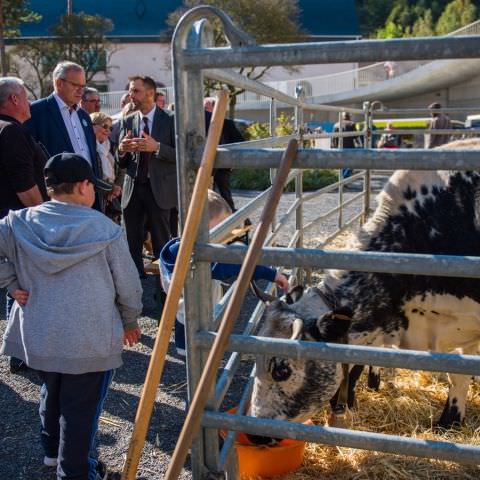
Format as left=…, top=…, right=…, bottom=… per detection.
left=121, top=90, right=229, bottom=480
left=165, top=138, right=298, bottom=480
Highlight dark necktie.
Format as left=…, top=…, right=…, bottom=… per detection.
left=137, top=116, right=151, bottom=183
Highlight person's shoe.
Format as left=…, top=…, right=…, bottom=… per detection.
left=43, top=456, right=58, bottom=467
left=9, top=356, right=27, bottom=374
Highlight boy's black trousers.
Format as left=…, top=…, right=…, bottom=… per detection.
left=37, top=369, right=114, bottom=480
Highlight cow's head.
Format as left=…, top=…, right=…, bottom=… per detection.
left=248, top=285, right=351, bottom=443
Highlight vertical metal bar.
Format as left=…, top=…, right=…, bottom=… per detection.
left=338, top=112, right=344, bottom=229
left=362, top=101, right=372, bottom=224
left=172, top=19, right=215, bottom=480
left=270, top=98, right=277, bottom=232
left=294, top=86, right=304, bottom=284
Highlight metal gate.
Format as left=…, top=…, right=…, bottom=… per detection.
left=171, top=6, right=480, bottom=478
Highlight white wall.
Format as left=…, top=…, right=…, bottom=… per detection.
left=107, top=43, right=173, bottom=91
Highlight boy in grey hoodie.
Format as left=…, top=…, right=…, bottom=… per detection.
left=0, top=153, right=143, bottom=480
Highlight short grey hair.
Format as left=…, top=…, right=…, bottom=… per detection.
left=52, top=61, right=84, bottom=83
left=0, top=77, right=24, bottom=108
left=82, top=86, right=99, bottom=101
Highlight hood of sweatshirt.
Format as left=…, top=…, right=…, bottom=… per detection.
left=8, top=201, right=122, bottom=274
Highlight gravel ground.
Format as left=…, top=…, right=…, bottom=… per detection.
left=0, top=176, right=386, bottom=479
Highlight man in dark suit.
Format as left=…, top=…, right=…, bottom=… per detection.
left=118, top=75, right=176, bottom=278
left=25, top=61, right=102, bottom=209
left=204, top=97, right=244, bottom=211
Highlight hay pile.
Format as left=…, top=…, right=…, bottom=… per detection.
left=280, top=369, right=480, bottom=480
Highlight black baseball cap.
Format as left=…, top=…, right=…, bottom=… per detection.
left=44, top=153, right=112, bottom=192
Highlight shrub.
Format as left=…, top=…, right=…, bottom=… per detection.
left=231, top=168, right=338, bottom=191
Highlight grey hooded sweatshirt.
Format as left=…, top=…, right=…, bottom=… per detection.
left=0, top=201, right=143, bottom=374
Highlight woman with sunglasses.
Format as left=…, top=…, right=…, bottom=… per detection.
left=91, top=112, right=123, bottom=222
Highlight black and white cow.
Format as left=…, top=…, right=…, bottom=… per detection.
left=251, top=138, right=480, bottom=432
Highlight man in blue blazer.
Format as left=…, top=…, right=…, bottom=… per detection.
left=25, top=61, right=103, bottom=210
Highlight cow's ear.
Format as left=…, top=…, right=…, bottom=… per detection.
left=316, top=311, right=352, bottom=343
left=285, top=285, right=304, bottom=304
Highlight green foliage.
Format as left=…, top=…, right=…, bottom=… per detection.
left=231, top=168, right=338, bottom=191
left=10, top=13, right=114, bottom=98
left=243, top=112, right=295, bottom=141
left=2, top=0, right=41, bottom=37
left=356, top=0, right=480, bottom=38
left=436, top=0, right=477, bottom=34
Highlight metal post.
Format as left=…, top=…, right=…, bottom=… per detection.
left=172, top=16, right=215, bottom=480
left=270, top=97, right=277, bottom=232
left=338, top=112, right=344, bottom=229
left=294, top=85, right=304, bottom=284
left=362, top=101, right=372, bottom=223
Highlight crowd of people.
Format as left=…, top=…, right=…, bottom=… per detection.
left=0, top=60, right=266, bottom=480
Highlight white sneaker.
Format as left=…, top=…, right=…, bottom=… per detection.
left=43, top=456, right=58, bottom=467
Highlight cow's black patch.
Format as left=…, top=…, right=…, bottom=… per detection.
left=420, top=185, right=429, bottom=195
left=437, top=398, right=462, bottom=429
left=403, top=186, right=417, bottom=200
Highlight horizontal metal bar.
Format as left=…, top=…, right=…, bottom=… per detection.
left=203, top=412, right=480, bottom=465
left=196, top=333, right=480, bottom=376
left=196, top=244, right=480, bottom=278
left=301, top=103, right=364, bottom=114
left=314, top=211, right=363, bottom=247
left=182, top=36, right=480, bottom=69
left=376, top=106, right=480, bottom=115
left=227, top=135, right=298, bottom=149
left=303, top=191, right=363, bottom=231
left=210, top=148, right=480, bottom=170
left=373, top=129, right=470, bottom=136
left=302, top=170, right=365, bottom=202
left=205, top=68, right=299, bottom=106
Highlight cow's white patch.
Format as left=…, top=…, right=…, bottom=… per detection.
left=401, top=293, right=480, bottom=352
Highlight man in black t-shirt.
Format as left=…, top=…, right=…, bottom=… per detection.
left=0, top=77, right=48, bottom=218
left=0, top=76, right=48, bottom=373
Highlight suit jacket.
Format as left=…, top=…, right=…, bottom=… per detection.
left=204, top=111, right=244, bottom=145
left=25, top=94, right=103, bottom=210
left=118, top=107, right=176, bottom=210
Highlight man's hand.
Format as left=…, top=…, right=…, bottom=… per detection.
left=274, top=273, right=290, bottom=293
left=132, top=131, right=159, bottom=153
left=107, top=185, right=122, bottom=201
left=118, top=130, right=137, bottom=153
left=11, top=289, right=29, bottom=306
left=123, top=327, right=141, bottom=347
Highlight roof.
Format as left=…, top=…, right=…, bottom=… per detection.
left=18, top=0, right=359, bottom=42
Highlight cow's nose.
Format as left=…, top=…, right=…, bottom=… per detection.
left=245, top=434, right=282, bottom=446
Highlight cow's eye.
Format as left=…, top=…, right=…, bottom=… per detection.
left=269, top=357, right=292, bottom=382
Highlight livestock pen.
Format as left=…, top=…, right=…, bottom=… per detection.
left=162, top=6, right=480, bottom=479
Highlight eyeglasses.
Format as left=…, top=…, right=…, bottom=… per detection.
left=61, top=78, right=86, bottom=90
left=84, top=98, right=101, bottom=104
left=96, top=123, right=112, bottom=131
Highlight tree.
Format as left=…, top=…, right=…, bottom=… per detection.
left=0, top=0, right=40, bottom=75
left=412, top=9, right=435, bottom=36
left=10, top=12, right=114, bottom=98
left=436, top=0, right=477, bottom=35
left=167, top=0, right=302, bottom=117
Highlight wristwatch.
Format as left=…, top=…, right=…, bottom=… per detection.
left=155, top=142, right=161, bottom=156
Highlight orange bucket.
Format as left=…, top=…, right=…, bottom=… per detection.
left=221, top=409, right=310, bottom=479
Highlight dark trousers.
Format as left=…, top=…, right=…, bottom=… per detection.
left=213, top=168, right=235, bottom=211
left=123, top=182, right=172, bottom=275
left=37, top=369, right=114, bottom=480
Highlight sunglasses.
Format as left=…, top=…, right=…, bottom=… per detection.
left=96, top=123, right=112, bottom=131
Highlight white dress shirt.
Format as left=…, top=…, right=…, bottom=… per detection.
left=53, top=93, right=92, bottom=164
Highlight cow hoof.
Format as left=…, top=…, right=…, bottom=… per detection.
left=327, top=408, right=353, bottom=429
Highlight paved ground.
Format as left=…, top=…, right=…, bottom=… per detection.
left=0, top=176, right=386, bottom=479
